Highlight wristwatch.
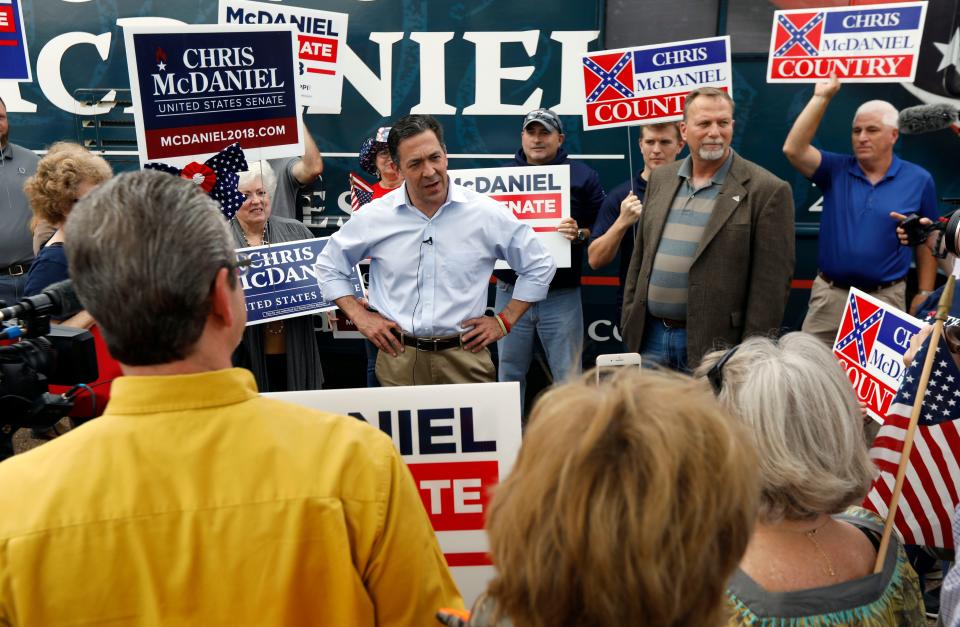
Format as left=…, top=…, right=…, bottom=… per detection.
left=575, top=228, right=588, bottom=243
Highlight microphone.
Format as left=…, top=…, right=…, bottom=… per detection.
left=422, top=237, right=433, bottom=245
left=898, top=103, right=959, bottom=134
left=0, top=280, right=85, bottom=321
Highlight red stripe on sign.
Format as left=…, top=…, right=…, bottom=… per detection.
left=770, top=55, right=914, bottom=80
left=492, top=193, right=562, bottom=220
left=0, top=40, right=17, bottom=46
left=298, top=34, right=338, bottom=63
left=444, top=552, right=492, bottom=567
left=144, top=116, right=298, bottom=160
left=306, top=67, right=336, bottom=75
left=582, top=276, right=620, bottom=286
left=792, top=279, right=814, bottom=289
left=532, top=226, right=557, bottom=232
left=585, top=88, right=707, bottom=127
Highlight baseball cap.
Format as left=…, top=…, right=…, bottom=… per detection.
left=522, top=108, right=563, bottom=134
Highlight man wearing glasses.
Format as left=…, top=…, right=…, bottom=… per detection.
left=0, top=170, right=461, bottom=625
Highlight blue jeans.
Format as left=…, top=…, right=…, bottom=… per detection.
left=0, top=272, right=27, bottom=310
left=640, top=315, right=688, bottom=372
left=495, top=281, right=583, bottom=407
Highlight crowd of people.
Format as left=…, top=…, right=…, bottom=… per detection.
left=0, top=71, right=954, bottom=625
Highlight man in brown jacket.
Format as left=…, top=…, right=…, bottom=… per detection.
left=621, top=87, right=795, bottom=370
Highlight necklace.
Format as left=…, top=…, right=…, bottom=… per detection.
left=266, top=320, right=285, bottom=335
left=235, top=219, right=269, bottom=247
left=803, top=523, right=837, bottom=578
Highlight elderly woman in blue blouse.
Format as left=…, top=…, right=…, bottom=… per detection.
left=229, top=161, right=324, bottom=392
left=695, top=333, right=925, bottom=626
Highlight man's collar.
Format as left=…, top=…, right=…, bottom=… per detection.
left=0, top=144, right=11, bottom=160
left=104, top=368, right=259, bottom=415
left=849, top=153, right=901, bottom=181
left=677, top=150, right=734, bottom=185
left=395, top=176, right=464, bottom=217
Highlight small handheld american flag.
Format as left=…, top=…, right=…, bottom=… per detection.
left=349, top=171, right=374, bottom=212
left=864, top=330, right=960, bottom=549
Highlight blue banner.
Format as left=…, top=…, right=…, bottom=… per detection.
left=632, top=39, right=729, bottom=74
left=238, top=237, right=363, bottom=325
left=124, top=25, right=302, bottom=164
left=824, top=6, right=923, bottom=34
left=0, top=0, right=30, bottom=81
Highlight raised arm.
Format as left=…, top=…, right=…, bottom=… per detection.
left=782, top=75, right=840, bottom=179
left=290, top=119, right=324, bottom=185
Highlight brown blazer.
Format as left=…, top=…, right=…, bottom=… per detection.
left=621, top=151, right=795, bottom=368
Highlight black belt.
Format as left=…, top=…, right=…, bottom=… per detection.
left=818, top=271, right=905, bottom=294
left=393, top=330, right=462, bottom=352
left=0, top=263, right=30, bottom=277
left=656, top=317, right=686, bottom=329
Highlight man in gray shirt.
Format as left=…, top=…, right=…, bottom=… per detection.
left=0, top=96, right=39, bottom=308
left=266, top=119, right=324, bottom=220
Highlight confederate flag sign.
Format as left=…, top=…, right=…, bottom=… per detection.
left=580, top=36, right=732, bottom=130
left=767, top=1, right=928, bottom=83
left=833, top=288, right=923, bottom=424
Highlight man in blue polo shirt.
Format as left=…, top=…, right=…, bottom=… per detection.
left=783, top=75, right=937, bottom=346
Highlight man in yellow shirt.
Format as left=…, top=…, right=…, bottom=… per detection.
left=0, top=170, right=462, bottom=626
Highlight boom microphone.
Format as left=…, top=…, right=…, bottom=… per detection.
left=0, top=280, right=84, bottom=321
left=898, top=103, right=959, bottom=134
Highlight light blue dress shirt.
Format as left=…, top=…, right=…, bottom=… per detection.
left=315, top=179, right=556, bottom=337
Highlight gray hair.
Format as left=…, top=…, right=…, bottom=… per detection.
left=683, top=86, right=735, bottom=121
left=854, top=100, right=899, bottom=129
left=64, top=170, right=237, bottom=365
left=694, top=332, right=874, bottom=522
left=237, top=160, right=277, bottom=197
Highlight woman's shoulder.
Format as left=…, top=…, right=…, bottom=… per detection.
left=270, top=216, right=315, bottom=240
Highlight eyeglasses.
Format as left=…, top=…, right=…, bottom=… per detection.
left=227, top=253, right=254, bottom=274
left=241, top=190, right=268, bottom=201
left=706, top=345, right=739, bottom=394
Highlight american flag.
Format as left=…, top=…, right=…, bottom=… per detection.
left=349, top=171, right=374, bottom=212
left=864, top=333, right=960, bottom=549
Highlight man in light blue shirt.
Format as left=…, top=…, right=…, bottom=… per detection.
left=315, top=114, right=556, bottom=386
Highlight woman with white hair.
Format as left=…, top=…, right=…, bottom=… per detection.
left=695, top=332, right=925, bottom=625
left=230, top=161, right=323, bottom=392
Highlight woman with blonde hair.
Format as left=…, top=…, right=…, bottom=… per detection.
left=695, top=332, right=925, bottom=626
left=23, top=142, right=112, bottom=298
left=442, top=368, right=759, bottom=627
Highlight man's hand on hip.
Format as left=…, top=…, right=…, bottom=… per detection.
left=353, top=308, right=404, bottom=356
left=461, top=315, right=503, bottom=352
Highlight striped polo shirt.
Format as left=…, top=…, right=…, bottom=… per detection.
left=647, top=153, right=733, bottom=321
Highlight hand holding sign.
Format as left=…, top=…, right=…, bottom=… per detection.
left=556, top=216, right=579, bottom=241
left=619, top=191, right=643, bottom=226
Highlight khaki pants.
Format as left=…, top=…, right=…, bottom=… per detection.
left=801, top=275, right=906, bottom=347
left=375, top=346, right=496, bottom=386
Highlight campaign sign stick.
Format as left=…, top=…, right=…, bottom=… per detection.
left=449, top=165, right=571, bottom=270
left=767, top=1, right=927, bottom=83
left=122, top=24, right=303, bottom=167
left=833, top=288, right=923, bottom=423
left=265, top=381, right=523, bottom=608
left=238, top=237, right=363, bottom=326
left=0, top=0, right=31, bottom=81
left=218, top=0, right=348, bottom=112
left=581, top=36, right=732, bottom=130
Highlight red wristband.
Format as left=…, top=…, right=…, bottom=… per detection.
left=496, top=313, right=512, bottom=334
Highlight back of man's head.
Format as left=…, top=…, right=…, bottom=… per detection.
left=65, top=170, right=237, bottom=366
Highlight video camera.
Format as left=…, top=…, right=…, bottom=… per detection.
left=0, top=280, right=99, bottom=459
left=899, top=202, right=960, bottom=259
